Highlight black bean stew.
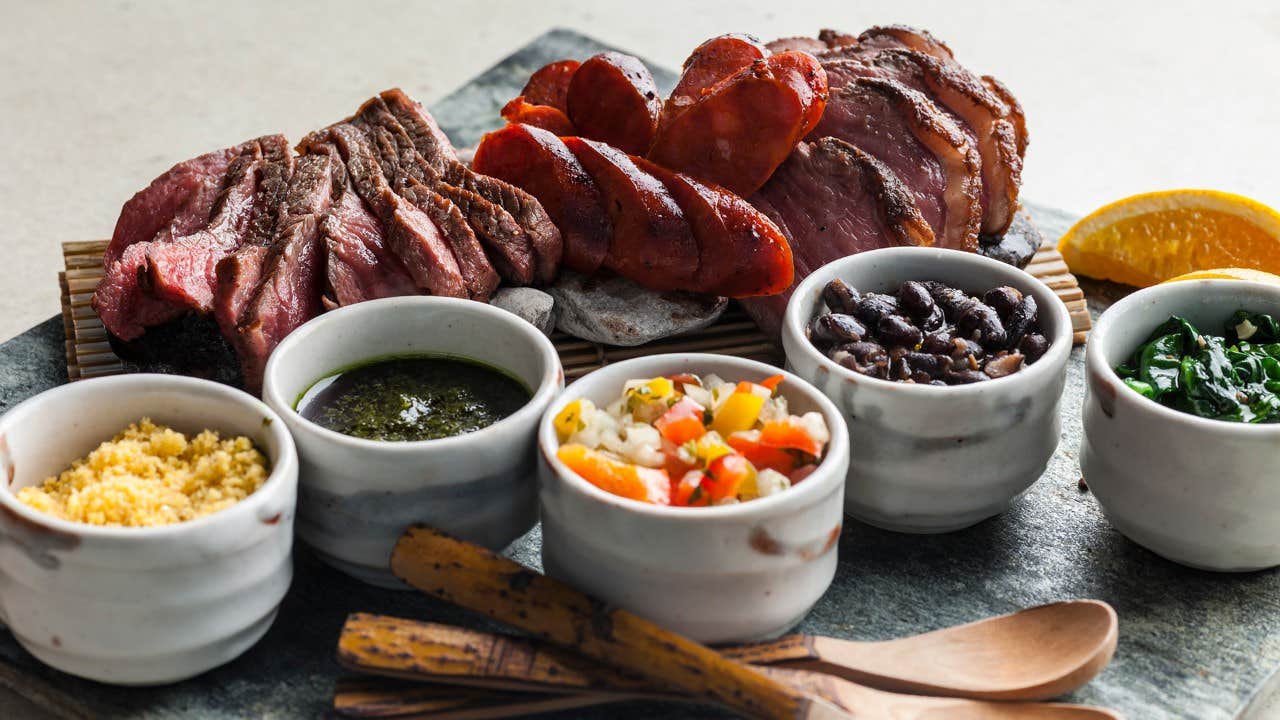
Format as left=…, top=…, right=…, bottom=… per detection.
left=808, top=279, right=1050, bottom=385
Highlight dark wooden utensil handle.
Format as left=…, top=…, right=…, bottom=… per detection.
left=388, top=526, right=848, bottom=720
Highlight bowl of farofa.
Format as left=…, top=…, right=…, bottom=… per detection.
left=0, top=374, right=297, bottom=685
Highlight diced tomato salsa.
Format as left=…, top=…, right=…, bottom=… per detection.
left=553, top=372, right=830, bottom=506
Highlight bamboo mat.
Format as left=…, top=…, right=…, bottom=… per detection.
left=59, top=239, right=1090, bottom=383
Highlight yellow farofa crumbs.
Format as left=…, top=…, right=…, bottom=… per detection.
left=16, top=418, right=269, bottom=527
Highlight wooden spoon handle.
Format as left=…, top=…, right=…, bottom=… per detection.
left=388, top=526, right=847, bottom=720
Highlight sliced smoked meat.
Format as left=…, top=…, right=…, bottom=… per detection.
left=323, top=186, right=418, bottom=307
left=521, top=60, right=580, bottom=112
left=816, top=29, right=859, bottom=49
left=765, top=36, right=828, bottom=54
left=632, top=157, right=793, bottom=298
left=848, top=25, right=955, bottom=61
left=563, top=136, right=698, bottom=292
left=647, top=52, right=828, bottom=197
left=659, top=34, right=767, bottom=137
left=822, top=48, right=1022, bottom=235
left=743, top=138, right=934, bottom=336
left=473, top=123, right=611, bottom=274
left=982, top=75, right=1029, bottom=157
left=566, top=52, right=662, bottom=156
left=810, top=77, right=981, bottom=251
left=234, top=150, right=343, bottom=392
left=380, top=89, right=562, bottom=284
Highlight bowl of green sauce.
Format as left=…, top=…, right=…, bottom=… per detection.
left=262, top=296, right=562, bottom=587
left=1083, top=279, right=1280, bottom=572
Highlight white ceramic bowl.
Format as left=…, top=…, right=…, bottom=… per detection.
left=1082, top=279, right=1280, bottom=571
left=262, top=296, right=562, bottom=588
left=0, top=374, right=297, bottom=685
left=538, top=353, right=850, bottom=644
left=782, top=247, right=1073, bottom=533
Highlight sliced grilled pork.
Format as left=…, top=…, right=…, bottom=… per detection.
left=844, top=25, right=955, bottom=60
left=764, top=36, right=827, bottom=54
left=822, top=48, right=1022, bottom=235
left=743, top=138, right=933, bottom=336
left=323, top=186, right=418, bottom=307
left=380, top=88, right=563, bottom=284
left=234, top=150, right=343, bottom=392
left=302, top=123, right=467, bottom=299
left=810, top=77, right=981, bottom=250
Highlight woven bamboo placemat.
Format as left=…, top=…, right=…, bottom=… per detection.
left=59, top=238, right=1090, bottom=382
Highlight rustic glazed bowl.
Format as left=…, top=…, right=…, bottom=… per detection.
left=538, top=353, right=850, bottom=644
left=1082, top=279, right=1280, bottom=571
left=263, top=296, right=562, bottom=588
left=782, top=247, right=1073, bottom=533
left=0, top=374, right=297, bottom=685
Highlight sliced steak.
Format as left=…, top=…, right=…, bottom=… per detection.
left=213, top=139, right=298, bottom=338
left=105, top=140, right=257, bottom=268
left=234, top=150, right=343, bottom=392
left=743, top=138, right=934, bottom=336
left=95, top=138, right=273, bottom=340
left=323, top=186, right=418, bottom=307
left=380, top=89, right=563, bottom=284
left=357, top=112, right=504, bottom=297
left=302, top=123, right=466, bottom=299
left=821, top=48, right=1022, bottom=235
left=810, top=77, right=981, bottom=250
left=845, top=25, right=955, bottom=60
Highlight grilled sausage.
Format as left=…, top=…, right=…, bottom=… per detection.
left=500, top=96, right=576, bottom=136
left=562, top=136, right=698, bottom=290
left=658, top=34, right=768, bottom=137
left=566, top=52, right=662, bottom=156
left=647, top=51, right=828, bottom=196
left=474, top=123, right=612, bottom=274
left=632, top=157, right=792, bottom=297
left=521, top=59, right=580, bottom=112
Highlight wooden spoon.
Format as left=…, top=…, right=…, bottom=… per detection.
left=720, top=600, right=1119, bottom=700
left=385, top=527, right=1121, bottom=720
left=338, top=614, right=1123, bottom=718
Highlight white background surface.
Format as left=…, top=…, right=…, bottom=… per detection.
left=1, top=1, right=1278, bottom=717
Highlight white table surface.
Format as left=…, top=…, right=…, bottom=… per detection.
left=1, top=1, right=1278, bottom=717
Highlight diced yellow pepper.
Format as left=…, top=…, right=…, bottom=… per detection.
left=626, top=376, right=675, bottom=403
left=553, top=399, right=593, bottom=441
left=685, top=432, right=733, bottom=465
left=711, top=391, right=766, bottom=435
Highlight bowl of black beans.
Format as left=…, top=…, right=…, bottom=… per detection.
left=781, top=247, right=1072, bottom=533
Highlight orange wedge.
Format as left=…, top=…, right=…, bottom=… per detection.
left=1164, top=268, right=1280, bottom=285
left=1058, top=190, right=1280, bottom=287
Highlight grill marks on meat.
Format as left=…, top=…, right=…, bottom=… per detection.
left=304, top=123, right=467, bottom=300
left=380, top=89, right=563, bottom=284
left=232, top=150, right=343, bottom=392
left=744, top=138, right=933, bottom=336
left=810, top=77, right=981, bottom=250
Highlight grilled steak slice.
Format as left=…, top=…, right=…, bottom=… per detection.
left=822, top=48, right=1022, bottom=235
left=234, top=150, right=343, bottom=392
left=844, top=25, right=955, bottom=60
left=810, top=77, right=981, bottom=250
left=95, top=137, right=275, bottom=340
left=302, top=123, right=466, bottom=299
left=143, top=141, right=267, bottom=312
left=323, top=185, right=418, bottom=307
left=105, top=140, right=257, bottom=268
left=358, top=112, right=506, bottom=296
left=380, top=89, right=563, bottom=284
left=765, top=36, right=827, bottom=53
left=743, top=138, right=933, bottom=336
left=982, top=74, right=1029, bottom=157
left=213, top=139, right=298, bottom=338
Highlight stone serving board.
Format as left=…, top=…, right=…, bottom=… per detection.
left=0, top=27, right=1277, bottom=720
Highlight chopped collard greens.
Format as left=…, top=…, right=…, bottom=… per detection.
left=1115, top=311, right=1280, bottom=423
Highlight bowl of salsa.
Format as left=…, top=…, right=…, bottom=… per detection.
left=262, top=296, right=562, bottom=587
left=538, top=353, right=849, bottom=644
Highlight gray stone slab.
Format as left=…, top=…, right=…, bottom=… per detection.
left=0, top=29, right=1275, bottom=720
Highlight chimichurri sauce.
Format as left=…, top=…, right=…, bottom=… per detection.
left=298, top=356, right=530, bottom=441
